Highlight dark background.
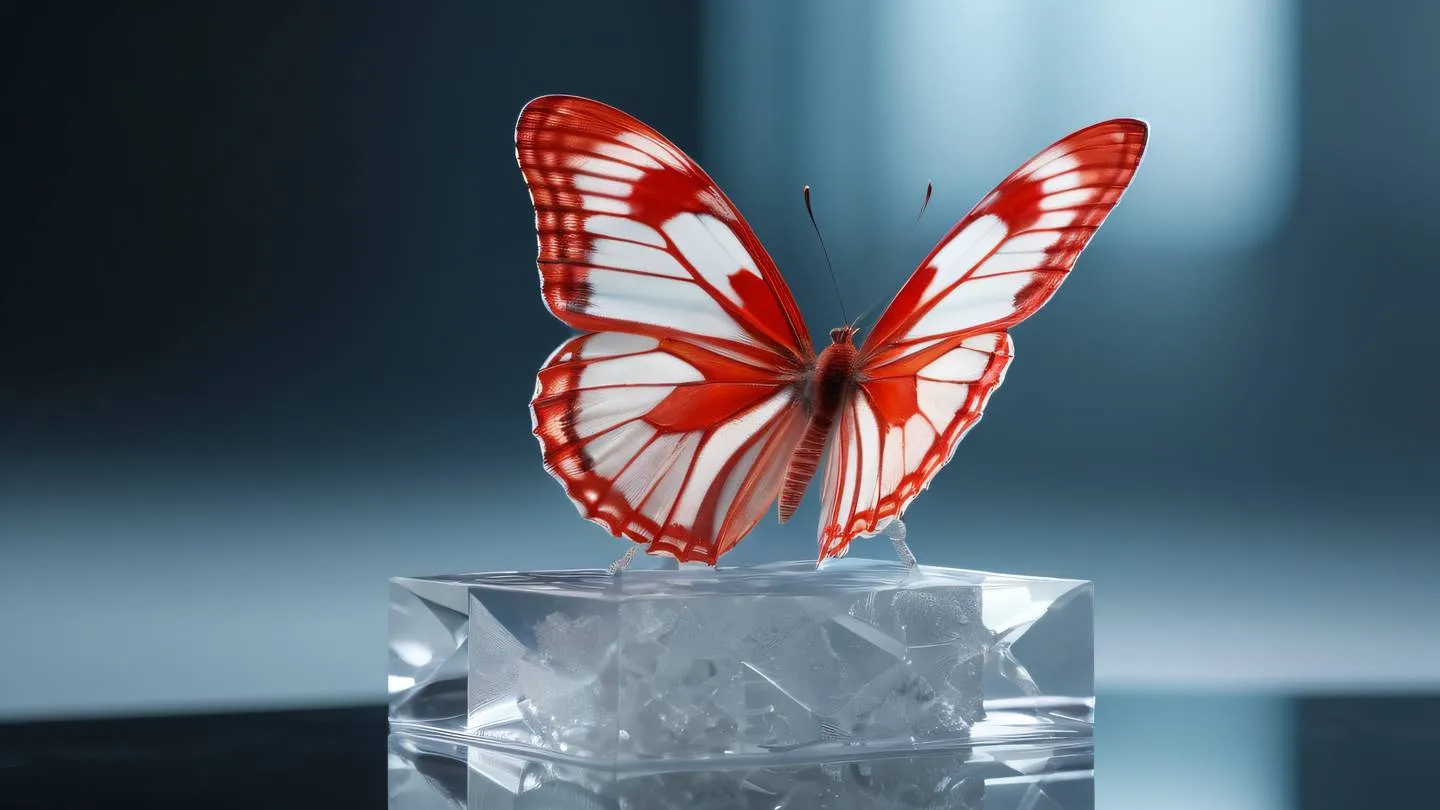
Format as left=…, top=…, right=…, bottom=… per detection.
left=3, top=1, right=1437, bottom=807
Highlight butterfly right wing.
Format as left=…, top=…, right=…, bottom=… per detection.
left=517, top=96, right=814, bottom=564
left=816, top=119, right=1149, bottom=558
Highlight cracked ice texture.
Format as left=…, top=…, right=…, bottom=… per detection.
left=389, top=560, right=1092, bottom=764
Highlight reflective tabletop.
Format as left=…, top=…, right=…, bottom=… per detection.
left=1, top=697, right=1435, bottom=809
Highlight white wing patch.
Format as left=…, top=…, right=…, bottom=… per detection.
left=902, top=413, right=933, bottom=470
left=587, top=238, right=688, bottom=278
left=715, top=439, right=766, bottom=531
left=566, top=155, right=645, bottom=181
left=916, top=380, right=970, bottom=428
left=575, top=333, right=658, bottom=359
left=961, top=333, right=1002, bottom=353
left=584, top=215, right=665, bottom=247
left=574, top=386, right=671, bottom=438
left=924, top=214, right=1007, bottom=298
left=972, top=251, right=1046, bottom=278
left=880, top=425, right=905, bottom=497
left=920, top=346, right=990, bottom=382
left=581, top=195, right=631, bottom=215
left=583, top=268, right=752, bottom=342
left=1033, top=211, right=1078, bottom=230
left=661, top=212, right=763, bottom=310
left=586, top=421, right=658, bottom=478
left=1040, top=188, right=1097, bottom=210
left=1040, top=170, right=1084, bottom=193
left=573, top=174, right=633, bottom=197
left=670, top=390, right=793, bottom=528
left=591, top=141, right=664, bottom=170
left=578, top=351, right=702, bottom=388
left=1022, top=150, right=1078, bottom=179
left=905, top=271, right=1040, bottom=339
left=997, top=230, right=1063, bottom=254
left=614, top=432, right=684, bottom=504
left=637, top=433, right=701, bottom=522
left=851, top=395, right=883, bottom=522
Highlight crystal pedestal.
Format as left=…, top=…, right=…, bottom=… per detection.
left=389, top=559, right=1092, bottom=766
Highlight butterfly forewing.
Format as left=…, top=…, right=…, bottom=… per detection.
left=517, top=96, right=814, bottom=563
left=817, top=119, right=1149, bottom=557
left=516, top=95, right=811, bottom=365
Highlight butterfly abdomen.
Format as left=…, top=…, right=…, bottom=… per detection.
left=777, top=333, right=859, bottom=522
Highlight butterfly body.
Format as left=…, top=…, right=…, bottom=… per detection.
left=779, top=327, right=860, bottom=523
left=517, top=95, right=1147, bottom=565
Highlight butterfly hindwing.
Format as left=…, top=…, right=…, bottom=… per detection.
left=817, top=332, right=1014, bottom=558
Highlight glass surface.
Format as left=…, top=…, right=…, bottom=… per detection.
left=389, top=559, right=1092, bottom=765
left=8, top=696, right=1439, bottom=808
left=388, top=732, right=1093, bottom=810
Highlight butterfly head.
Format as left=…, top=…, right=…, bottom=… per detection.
left=829, top=325, right=860, bottom=345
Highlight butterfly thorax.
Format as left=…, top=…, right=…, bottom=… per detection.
left=814, top=327, right=861, bottom=413
left=776, top=328, right=859, bottom=523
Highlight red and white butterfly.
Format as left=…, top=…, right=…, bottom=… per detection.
left=518, top=95, right=1146, bottom=565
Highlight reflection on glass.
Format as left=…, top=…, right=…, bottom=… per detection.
left=389, top=733, right=1093, bottom=809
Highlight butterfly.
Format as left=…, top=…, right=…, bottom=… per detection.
left=517, top=95, right=1147, bottom=565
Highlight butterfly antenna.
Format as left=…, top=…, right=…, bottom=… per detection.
left=914, top=181, right=934, bottom=226
left=804, top=185, right=849, bottom=325
left=852, top=182, right=936, bottom=330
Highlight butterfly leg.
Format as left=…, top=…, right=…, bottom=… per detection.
left=881, top=517, right=917, bottom=569
left=606, top=545, right=639, bottom=575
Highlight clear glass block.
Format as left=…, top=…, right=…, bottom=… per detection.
left=388, top=732, right=1094, bottom=810
left=389, top=559, right=1092, bottom=766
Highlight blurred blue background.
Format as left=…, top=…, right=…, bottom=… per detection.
left=3, top=1, right=1437, bottom=807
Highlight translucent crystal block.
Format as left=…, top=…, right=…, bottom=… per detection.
left=388, top=732, right=1094, bottom=810
left=389, top=559, right=1092, bottom=765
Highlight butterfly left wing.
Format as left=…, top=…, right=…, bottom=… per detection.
left=816, top=119, right=1149, bottom=558
left=517, top=95, right=814, bottom=564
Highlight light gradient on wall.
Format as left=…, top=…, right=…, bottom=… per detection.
left=704, top=0, right=1298, bottom=277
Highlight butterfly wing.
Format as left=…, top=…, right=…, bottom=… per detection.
left=816, top=119, right=1149, bottom=558
left=517, top=95, right=812, bottom=564
left=517, top=95, right=812, bottom=363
